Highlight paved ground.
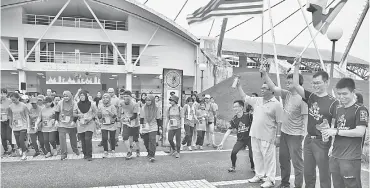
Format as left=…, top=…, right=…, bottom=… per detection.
left=1, top=133, right=369, bottom=188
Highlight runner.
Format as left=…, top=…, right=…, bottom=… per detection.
left=204, top=94, right=218, bottom=148
left=195, top=101, right=207, bottom=150
left=35, top=97, right=57, bottom=158
left=119, top=90, right=140, bottom=160
left=54, top=91, right=80, bottom=160
left=8, top=93, right=30, bottom=160
left=107, top=88, right=120, bottom=147
left=217, top=100, right=254, bottom=173
left=154, top=95, right=163, bottom=146
left=181, top=97, right=198, bottom=151
left=191, top=94, right=199, bottom=147
left=261, top=66, right=307, bottom=188
left=28, top=97, right=46, bottom=157
left=293, top=58, right=338, bottom=188
left=140, top=95, right=161, bottom=162
left=76, top=90, right=97, bottom=161
left=237, top=76, right=283, bottom=188
left=53, top=95, right=61, bottom=154
left=97, top=93, right=118, bottom=158
left=322, top=78, right=368, bottom=188
left=166, top=95, right=184, bottom=158
left=1, top=88, right=14, bottom=156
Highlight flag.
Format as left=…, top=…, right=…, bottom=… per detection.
left=186, top=0, right=263, bottom=25
left=308, top=0, right=348, bottom=34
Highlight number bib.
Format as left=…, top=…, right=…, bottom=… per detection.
left=13, top=120, right=22, bottom=128
left=170, top=119, right=178, bottom=127
left=1, top=113, right=7, bottom=121
left=61, top=114, right=71, bottom=123
left=102, top=117, right=112, bottom=125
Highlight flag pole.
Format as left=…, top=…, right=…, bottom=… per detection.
left=260, top=0, right=265, bottom=77
left=267, top=0, right=283, bottom=104
left=296, top=0, right=325, bottom=71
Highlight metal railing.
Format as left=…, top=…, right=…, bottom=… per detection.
left=23, top=14, right=128, bottom=31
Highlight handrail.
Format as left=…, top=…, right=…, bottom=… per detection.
left=23, top=14, right=128, bottom=31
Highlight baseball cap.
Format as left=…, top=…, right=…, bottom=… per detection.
left=169, top=95, right=179, bottom=104
left=204, top=94, right=211, bottom=99
left=30, top=97, right=37, bottom=104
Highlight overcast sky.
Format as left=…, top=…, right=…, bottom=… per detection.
left=137, top=0, right=369, bottom=62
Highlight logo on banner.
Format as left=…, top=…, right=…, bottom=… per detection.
left=165, top=71, right=181, bottom=88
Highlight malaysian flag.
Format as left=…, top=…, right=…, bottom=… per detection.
left=187, top=0, right=263, bottom=25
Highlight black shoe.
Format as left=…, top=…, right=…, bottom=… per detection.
left=125, top=152, right=132, bottom=160
left=149, top=157, right=155, bottom=162
left=228, top=167, right=236, bottom=173
left=277, top=184, right=290, bottom=188
left=33, top=152, right=41, bottom=157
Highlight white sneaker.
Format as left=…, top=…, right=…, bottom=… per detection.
left=21, top=153, right=27, bottom=161
left=111, top=150, right=115, bottom=157
left=248, top=176, right=262, bottom=183
left=260, top=181, right=274, bottom=188
left=103, top=151, right=108, bottom=158
left=180, top=145, right=184, bottom=151
left=188, top=146, right=192, bottom=151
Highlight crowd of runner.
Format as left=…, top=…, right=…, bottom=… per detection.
left=1, top=57, right=368, bottom=188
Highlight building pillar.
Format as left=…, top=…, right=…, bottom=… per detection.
left=18, top=36, right=25, bottom=68
left=35, top=43, right=40, bottom=63
left=19, top=70, right=26, bottom=93
left=126, top=43, right=133, bottom=91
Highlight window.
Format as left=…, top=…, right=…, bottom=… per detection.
left=27, top=41, right=35, bottom=62
left=40, top=42, right=55, bottom=62
left=9, top=40, right=18, bottom=61
left=132, top=45, right=140, bottom=66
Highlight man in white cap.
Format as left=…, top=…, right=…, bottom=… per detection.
left=204, top=94, right=218, bottom=148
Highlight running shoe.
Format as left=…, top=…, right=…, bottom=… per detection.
left=136, top=149, right=140, bottom=157
left=228, top=167, right=236, bottom=173
left=125, top=151, right=132, bottom=160
left=175, top=152, right=180, bottom=158
left=21, top=153, right=27, bottom=161
left=261, top=181, right=274, bottom=188
left=111, top=150, right=116, bottom=157
left=149, top=157, right=155, bottom=162
left=188, top=146, right=193, bottom=151
left=103, top=151, right=108, bottom=158
left=247, top=176, right=262, bottom=183
left=33, top=151, right=40, bottom=157
left=45, top=152, right=52, bottom=158
left=277, top=183, right=290, bottom=188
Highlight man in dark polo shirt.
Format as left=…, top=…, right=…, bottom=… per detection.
left=293, top=57, right=338, bottom=188
left=217, top=100, right=254, bottom=173
left=322, top=78, right=368, bottom=188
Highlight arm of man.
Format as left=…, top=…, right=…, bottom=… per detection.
left=237, top=80, right=257, bottom=107
left=292, top=57, right=305, bottom=98
left=275, top=102, right=284, bottom=146
left=261, top=65, right=286, bottom=97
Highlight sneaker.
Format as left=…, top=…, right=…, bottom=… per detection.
left=277, top=183, right=290, bottom=188
left=149, top=157, right=155, bottom=162
left=33, top=151, right=40, bottom=157
left=21, top=153, right=27, bottom=161
left=180, top=145, right=184, bottom=151
left=188, top=146, right=193, bottom=151
left=175, top=152, right=180, bottom=158
left=103, top=151, right=108, bottom=158
left=45, top=152, right=52, bottom=158
left=136, top=149, right=140, bottom=157
left=61, top=155, right=67, bottom=160
left=228, top=167, right=236, bottom=173
left=199, top=146, right=203, bottom=150
left=168, top=149, right=174, bottom=156
left=248, top=176, right=262, bottom=183
left=125, top=152, right=132, bottom=160
left=261, top=181, right=274, bottom=188
left=111, top=150, right=116, bottom=157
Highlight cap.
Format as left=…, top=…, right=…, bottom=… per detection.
left=204, top=94, right=211, bottom=99
left=30, top=97, right=37, bottom=104
left=21, top=95, right=29, bottom=100
left=37, top=95, right=45, bottom=101
left=169, top=95, right=179, bottom=104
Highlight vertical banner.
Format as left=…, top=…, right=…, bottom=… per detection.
left=162, top=68, right=183, bottom=146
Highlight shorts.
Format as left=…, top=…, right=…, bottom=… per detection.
left=122, top=124, right=139, bottom=142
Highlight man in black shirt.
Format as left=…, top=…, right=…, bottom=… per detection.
left=217, top=100, right=254, bottom=173
left=293, top=57, right=338, bottom=188
left=322, top=78, right=368, bottom=188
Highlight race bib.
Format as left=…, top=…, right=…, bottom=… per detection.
left=13, top=119, right=22, bottom=128
left=42, top=120, right=49, bottom=127
left=61, top=114, right=70, bottom=123
left=30, top=120, right=37, bottom=129
left=187, top=114, right=193, bottom=121
left=170, top=119, right=177, bottom=127
left=1, top=113, right=8, bottom=121
left=102, top=117, right=111, bottom=125
left=79, top=118, right=87, bottom=125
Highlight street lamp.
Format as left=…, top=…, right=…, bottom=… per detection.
left=199, top=63, right=207, bottom=92
left=327, top=26, right=343, bottom=79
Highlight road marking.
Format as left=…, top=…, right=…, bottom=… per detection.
left=99, top=180, right=216, bottom=188
left=0, top=149, right=234, bottom=163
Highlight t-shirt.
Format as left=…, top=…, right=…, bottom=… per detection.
left=332, top=103, right=369, bottom=160
left=99, top=104, right=117, bottom=131
left=55, top=100, right=78, bottom=128
left=245, top=96, right=283, bottom=143
left=29, top=106, right=42, bottom=133
left=184, top=104, right=197, bottom=126
left=196, top=109, right=208, bottom=131
left=167, top=105, right=184, bottom=130
left=281, top=90, right=307, bottom=136
left=140, top=106, right=161, bottom=133
left=9, top=102, right=30, bottom=131
left=0, top=98, right=11, bottom=122
left=229, top=112, right=252, bottom=141
left=119, top=100, right=139, bottom=127
left=304, top=90, right=338, bottom=136
left=205, top=102, right=218, bottom=123
left=39, top=107, right=57, bottom=132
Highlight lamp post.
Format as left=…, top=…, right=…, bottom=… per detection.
left=199, top=63, right=207, bottom=92
left=327, top=26, right=343, bottom=79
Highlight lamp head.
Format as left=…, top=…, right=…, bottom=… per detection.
left=199, top=63, right=207, bottom=71
left=327, top=26, right=343, bottom=41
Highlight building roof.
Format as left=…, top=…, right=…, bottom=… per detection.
left=1, top=0, right=200, bottom=45
left=218, top=38, right=369, bottom=66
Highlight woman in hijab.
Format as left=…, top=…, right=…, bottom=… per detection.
left=75, top=90, right=97, bottom=161
left=140, top=95, right=161, bottom=162
left=54, top=91, right=80, bottom=160
left=97, top=93, right=117, bottom=158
